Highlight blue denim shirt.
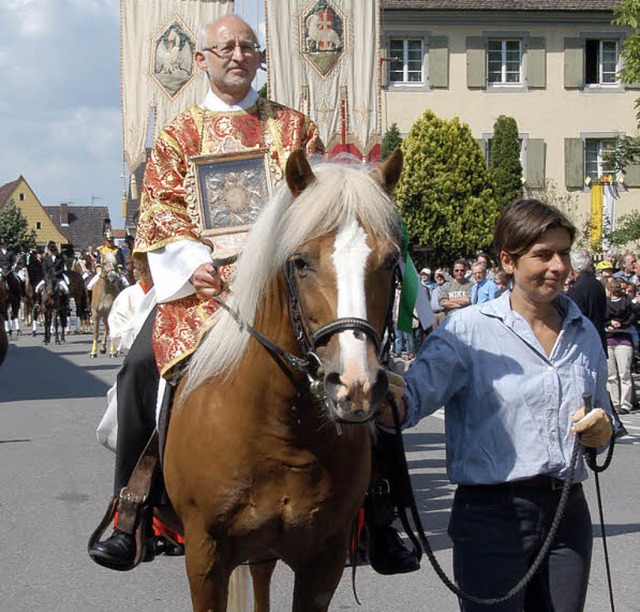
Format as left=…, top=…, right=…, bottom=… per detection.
left=470, top=278, right=498, bottom=304
left=403, top=292, right=612, bottom=485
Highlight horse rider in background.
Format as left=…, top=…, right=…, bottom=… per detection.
left=0, top=236, right=23, bottom=336
left=26, top=246, right=45, bottom=335
left=39, top=242, right=70, bottom=297
left=0, top=236, right=16, bottom=279
left=88, top=224, right=127, bottom=292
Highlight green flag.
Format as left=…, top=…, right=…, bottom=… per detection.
left=397, top=221, right=418, bottom=332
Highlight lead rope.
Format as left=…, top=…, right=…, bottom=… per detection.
left=583, top=393, right=616, bottom=612
left=388, top=395, right=583, bottom=606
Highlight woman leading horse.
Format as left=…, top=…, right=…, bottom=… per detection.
left=162, top=149, right=403, bottom=611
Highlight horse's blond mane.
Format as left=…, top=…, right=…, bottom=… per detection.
left=181, top=160, right=401, bottom=403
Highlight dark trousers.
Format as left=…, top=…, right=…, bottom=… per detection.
left=113, top=307, right=159, bottom=495
left=448, top=483, right=592, bottom=612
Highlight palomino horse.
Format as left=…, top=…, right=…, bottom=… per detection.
left=163, top=149, right=403, bottom=611
left=90, top=254, right=122, bottom=357
left=41, top=275, right=66, bottom=345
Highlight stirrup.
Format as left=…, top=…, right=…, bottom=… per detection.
left=87, top=493, right=149, bottom=571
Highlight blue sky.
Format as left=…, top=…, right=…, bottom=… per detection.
left=0, top=0, right=264, bottom=226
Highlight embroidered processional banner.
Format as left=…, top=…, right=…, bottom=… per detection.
left=265, top=0, right=381, bottom=159
left=120, top=0, right=233, bottom=176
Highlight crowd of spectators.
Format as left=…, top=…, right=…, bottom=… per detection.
left=394, top=249, right=640, bottom=417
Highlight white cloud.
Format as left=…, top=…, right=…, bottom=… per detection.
left=0, top=0, right=262, bottom=224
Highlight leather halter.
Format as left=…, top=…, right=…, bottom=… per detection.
left=282, top=257, right=383, bottom=363
left=213, top=256, right=394, bottom=400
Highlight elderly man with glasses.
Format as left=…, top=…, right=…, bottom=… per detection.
left=89, top=15, right=323, bottom=571
left=613, top=253, right=638, bottom=284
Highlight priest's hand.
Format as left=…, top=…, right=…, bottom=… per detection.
left=190, top=263, right=221, bottom=301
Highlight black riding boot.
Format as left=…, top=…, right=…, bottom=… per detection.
left=364, top=427, right=420, bottom=575
left=89, top=508, right=155, bottom=571
left=89, top=308, right=160, bottom=571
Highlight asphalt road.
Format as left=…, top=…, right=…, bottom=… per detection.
left=1, top=331, right=640, bottom=611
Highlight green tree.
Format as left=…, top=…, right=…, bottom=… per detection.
left=615, top=0, right=640, bottom=124
left=489, top=115, right=523, bottom=208
left=381, top=123, right=403, bottom=161
left=607, top=1, right=640, bottom=170
left=395, top=110, right=499, bottom=267
left=610, top=210, right=640, bottom=248
left=0, top=199, right=37, bottom=252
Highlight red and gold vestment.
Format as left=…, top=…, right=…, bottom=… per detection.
left=134, top=99, right=323, bottom=376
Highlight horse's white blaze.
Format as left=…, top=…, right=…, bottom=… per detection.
left=331, top=219, right=371, bottom=392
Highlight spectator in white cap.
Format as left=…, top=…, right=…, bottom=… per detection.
left=420, top=267, right=435, bottom=292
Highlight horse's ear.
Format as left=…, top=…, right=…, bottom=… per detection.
left=286, top=149, right=316, bottom=198
left=370, top=148, right=403, bottom=195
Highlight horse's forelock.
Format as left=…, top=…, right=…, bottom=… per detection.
left=181, top=161, right=400, bottom=406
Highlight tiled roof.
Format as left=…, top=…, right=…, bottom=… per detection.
left=0, top=177, right=21, bottom=208
left=44, top=204, right=112, bottom=251
left=381, top=0, right=619, bottom=10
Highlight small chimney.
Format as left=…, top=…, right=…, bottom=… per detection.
left=60, top=203, right=69, bottom=226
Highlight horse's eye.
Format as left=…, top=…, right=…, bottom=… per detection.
left=384, top=256, right=399, bottom=272
left=292, top=255, right=310, bottom=277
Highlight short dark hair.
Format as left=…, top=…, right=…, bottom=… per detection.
left=494, top=199, right=575, bottom=261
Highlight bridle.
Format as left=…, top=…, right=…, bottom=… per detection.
left=213, top=256, right=398, bottom=421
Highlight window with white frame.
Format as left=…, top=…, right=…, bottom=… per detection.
left=487, top=39, right=522, bottom=85
left=389, top=38, right=424, bottom=84
left=585, top=138, right=616, bottom=180
left=585, top=39, right=619, bottom=85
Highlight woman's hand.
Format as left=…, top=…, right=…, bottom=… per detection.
left=190, top=263, right=221, bottom=301
left=571, top=407, right=613, bottom=448
left=377, top=370, right=406, bottom=427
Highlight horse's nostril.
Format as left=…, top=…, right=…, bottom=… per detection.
left=324, top=371, right=343, bottom=401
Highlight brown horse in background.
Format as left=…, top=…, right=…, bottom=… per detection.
left=67, top=269, right=90, bottom=333
left=162, top=150, right=403, bottom=611
left=90, top=254, right=122, bottom=357
left=41, top=275, right=65, bottom=345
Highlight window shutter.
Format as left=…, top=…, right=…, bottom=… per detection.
left=429, top=37, right=449, bottom=88
left=565, top=138, right=584, bottom=188
left=527, top=38, right=546, bottom=89
left=381, top=43, right=389, bottom=88
left=466, top=37, right=485, bottom=89
left=623, top=163, right=640, bottom=187
left=564, top=38, right=584, bottom=89
left=525, top=139, right=545, bottom=188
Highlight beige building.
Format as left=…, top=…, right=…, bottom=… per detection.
left=380, top=0, right=639, bottom=237
left=0, top=176, right=68, bottom=248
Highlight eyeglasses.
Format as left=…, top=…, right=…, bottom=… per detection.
left=202, top=41, right=260, bottom=59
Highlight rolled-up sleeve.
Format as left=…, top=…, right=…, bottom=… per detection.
left=403, top=319, right=467, bottom=429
